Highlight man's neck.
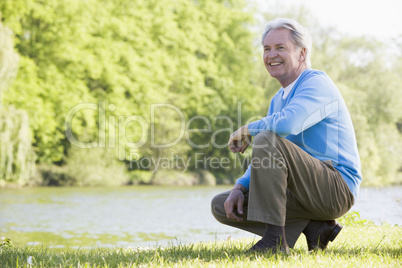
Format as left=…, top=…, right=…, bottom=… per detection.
left=280, top=66, right=307, bottom=88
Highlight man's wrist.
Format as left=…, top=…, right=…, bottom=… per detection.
left=242, top=125, right=250, bottom=136
left=232, top=184, right=246, bottom=193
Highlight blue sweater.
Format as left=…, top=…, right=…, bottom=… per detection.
left=236, top=68, right=362, bottom=200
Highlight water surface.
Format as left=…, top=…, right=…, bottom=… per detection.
left=0, top=186, right=400, bottom=248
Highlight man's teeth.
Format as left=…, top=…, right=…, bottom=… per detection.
left=270, top=62, right=281, bottom=66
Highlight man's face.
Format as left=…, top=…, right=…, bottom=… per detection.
left=263, top=28, right=306, bottom=87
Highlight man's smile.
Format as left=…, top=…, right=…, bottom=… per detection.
left=268, top=61, right=283, bottom=66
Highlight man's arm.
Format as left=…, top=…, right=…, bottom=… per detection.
left=225, top=125, right=252, bottom=221
left=236, top=164, right=251, bottom=192
left=248, top=76, right=336, bottom=137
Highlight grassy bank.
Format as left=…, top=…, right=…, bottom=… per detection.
left=1, top=219, right=401, bottom=267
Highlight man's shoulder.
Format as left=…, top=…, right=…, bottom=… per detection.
left=297, top=69, right=334, bottom=87
left=300, top=68, right=328, bottom=81
left=292, top=69, right=338, bottom=98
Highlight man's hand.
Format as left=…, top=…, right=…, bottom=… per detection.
left=228, top=125, right=252, bottom=154
left=224, top=188, right=245, bottom=221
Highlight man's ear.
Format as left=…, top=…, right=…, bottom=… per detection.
left=299, top=47, right=307, bottom=62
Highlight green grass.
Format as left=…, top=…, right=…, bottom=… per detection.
left=1, top=214, right=401, bottom=267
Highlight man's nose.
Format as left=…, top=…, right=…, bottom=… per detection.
left=264, top=49, right=278, bottom=59
left=266, top=49, right=278, bottom=58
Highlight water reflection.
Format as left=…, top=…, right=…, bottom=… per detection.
left=0, top=186, right=400, bottom=248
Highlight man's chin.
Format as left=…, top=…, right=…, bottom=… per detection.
left=267, top=71, right=281, bottom=80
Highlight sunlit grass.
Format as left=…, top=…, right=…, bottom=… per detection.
left=1, top=223, right=401, bottom=267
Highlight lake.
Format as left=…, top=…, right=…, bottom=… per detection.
left=0, top=186, right=401, bottom=248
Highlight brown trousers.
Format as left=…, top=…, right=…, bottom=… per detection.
left=211, top=131, right=354, bottom=247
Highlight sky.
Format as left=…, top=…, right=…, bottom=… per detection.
left=255, top=0, right=402, bottom=40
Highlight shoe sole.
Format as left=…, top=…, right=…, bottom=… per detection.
left=323, top=223, right=343, bottom=249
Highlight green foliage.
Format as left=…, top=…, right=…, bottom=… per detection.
left=0, top=0, right=262, bottom=185
left=338, top=211, right=374, bottom=227
left=0, top=17, right=19, bottom=100
left=36, top=164, right=75, bottom=186
left=63, top=147, right=129, bottom=186
left=0, top=20, right=36, bottom=186
left=0, top=107, right=36, bottom=186
left=127, top=170, right=154, bottom=185
left=35, top=147, right=129, bottom=186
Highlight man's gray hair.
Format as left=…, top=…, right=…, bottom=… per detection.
left=261, top=18, right=312, bottom=68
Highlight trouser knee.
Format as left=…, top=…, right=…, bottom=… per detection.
left=253, top=131, right=280, bottom=150
left=251, top=131, right=285, bottom=170
left=211, top=192, right=229, bottom=223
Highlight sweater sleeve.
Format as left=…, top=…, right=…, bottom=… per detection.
left=248, top=75, right=335, bottom=137
left=235, top=164, right=251, bottom=191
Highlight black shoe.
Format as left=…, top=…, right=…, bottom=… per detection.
left=305, top=220, right=343, bottom=251
left=247, top=239, right=290, bottom=254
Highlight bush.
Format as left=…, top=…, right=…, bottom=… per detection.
left=127, top=170, right=153, bottom=185
left=63, top=147, right=129, bottom=186
left=37, top=164, right=76, bottom=186
left=35, top=147, right=130, bottom=187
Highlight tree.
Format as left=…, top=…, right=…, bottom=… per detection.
left=0, top=19, right=35, bottom=186
left=0, top=0, right=264, bottom=185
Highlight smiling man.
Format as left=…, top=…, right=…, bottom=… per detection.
left=211, top=18, right=362, bottom=253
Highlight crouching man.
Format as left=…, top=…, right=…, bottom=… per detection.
left=211, top=18, right=362, bottom=253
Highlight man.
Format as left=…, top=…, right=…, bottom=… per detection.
left=211, top=18, right=362, bottom=253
